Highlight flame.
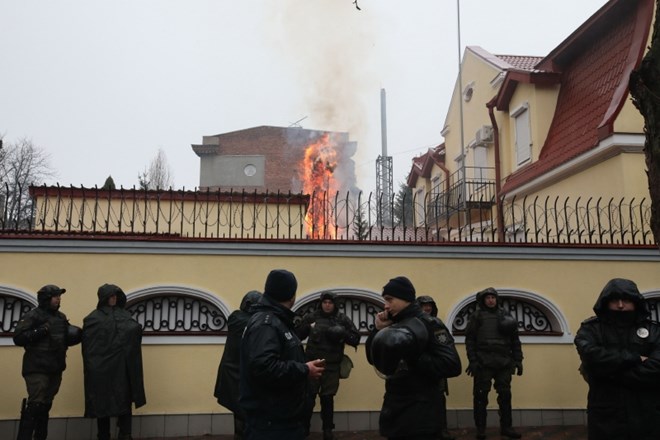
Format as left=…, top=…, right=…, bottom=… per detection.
left=298, top=133, right=339, bottom=238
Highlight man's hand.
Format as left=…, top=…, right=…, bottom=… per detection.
left=375, top=311, right=392, bottom=330
left=514, top=361, right=523, bottom=376
left=307, top=358, right=326, bottom=379
left=465, top=362, right=479, bottom=377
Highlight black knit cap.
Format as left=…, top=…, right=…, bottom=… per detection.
left=382, top=276, right=416, bottom=303
left=264, top=269, right=298, bottom=302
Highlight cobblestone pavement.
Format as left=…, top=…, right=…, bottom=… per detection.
left=138, top=425, right=587, bottom=440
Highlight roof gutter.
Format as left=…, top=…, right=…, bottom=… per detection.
left=487, top=97, right=505, bottom=242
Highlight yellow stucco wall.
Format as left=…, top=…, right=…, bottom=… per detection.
left=1, top=241, right=659, bottom=421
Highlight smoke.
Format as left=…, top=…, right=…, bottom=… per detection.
left=264, top=0, right=383, bottom=194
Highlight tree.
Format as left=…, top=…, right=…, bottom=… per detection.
left=393, top=183, right=413, bottom=226
left=630, top=1, right=660, bottom=246
left=138, top=148, right=173, bottom=190
left=102, top=175, right=116, bottom=190
left=0, top=137, right=55, bottom=229
left=352, top=202, right=370, bottom=240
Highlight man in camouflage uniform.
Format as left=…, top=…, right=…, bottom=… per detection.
left=13, top=285, right=81, bottom=440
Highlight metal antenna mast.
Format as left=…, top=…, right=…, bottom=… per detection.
left=376, top=88, right=393, bottom=226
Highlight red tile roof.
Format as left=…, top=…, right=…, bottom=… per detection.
left=495, top=55, right=545, bottom=71
left=500, top=0, right=653, bottom=195
left=407, top=144, right=446, bottom=187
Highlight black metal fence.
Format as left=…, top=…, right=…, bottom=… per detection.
left=0, top=184, right=655, bottom=245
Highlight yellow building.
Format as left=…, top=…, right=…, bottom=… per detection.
left=409, top=0, right=654, bottom=245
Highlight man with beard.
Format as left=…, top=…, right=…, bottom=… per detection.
left=296, top=291, right=360, bottom=440
left=575, top=278, right=660, bottom=440
left=366, top=276, right=462, bottom=440
left=82, top=284, right=146, bottom=440
left=13, top=284, right=81, bottom=440
left=215, top=290, right=262, bottom=439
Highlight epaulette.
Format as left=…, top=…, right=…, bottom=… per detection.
left=263, top=313, right=273, bottom=325
left=420, top=313, right=443, bottom=329
left=581, top=316, right=599, bottom=325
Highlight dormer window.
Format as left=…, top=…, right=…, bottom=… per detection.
left=511, top=103, right=531, bottom=166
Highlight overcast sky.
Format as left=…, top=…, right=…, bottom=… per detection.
left=0, top=0, right=609, bottom=194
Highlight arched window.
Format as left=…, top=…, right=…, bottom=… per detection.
left=448, top=289, right=572, bottom=344
left=643, top=289, right=660, bottom=321
left=293, top=288, right=384, bottom=336
left=0, top=286, right=37, bottom=345
left=126, top=285, right=231, bottom=345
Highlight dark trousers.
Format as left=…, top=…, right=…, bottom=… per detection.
left=472, top=366, right=514, bottom=429
left=97, top=411, right=132, bottom=440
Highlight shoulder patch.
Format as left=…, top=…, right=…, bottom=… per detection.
left=434, top=327, right=452, bottom=345
left=263, top=313, right=272, bottom=325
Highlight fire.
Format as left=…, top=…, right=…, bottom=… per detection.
left=298, top=133, right=340, bottom=238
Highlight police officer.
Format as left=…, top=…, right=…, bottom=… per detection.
left=417, top=295, right=454, bottom=440
left=239, top=270, right=325, bottom=440
left=367, top=276, right=462, bottom=440
left=465, top=288, right=522, bottom=439
left=575, top=278, right=660, bottom=440
left=13, top=284, right=81, bottom=440
left=215, top=290, right=262, bottom=439
left=296, top=291, right=360, bottom=440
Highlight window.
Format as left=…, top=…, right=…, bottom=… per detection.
left=0, top=286, right=37, bottom=345
left=511, top=103, right=531, bottom=166
left=414, top=187, right=426, bottom=226
left=126, top=285, right=231, bottom=344
left=448, top=289, right=572, bottom=344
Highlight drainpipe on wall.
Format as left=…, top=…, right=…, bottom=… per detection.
left=487, top=98, right=505, bottom=242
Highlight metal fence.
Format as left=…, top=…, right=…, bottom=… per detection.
left=0, top=184, right=655, bottom=245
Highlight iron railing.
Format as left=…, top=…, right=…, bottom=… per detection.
left=0, top=184, right=654, bottom=245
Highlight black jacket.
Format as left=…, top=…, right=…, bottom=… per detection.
left=13, top=305, right=73, bottom=376
left=82, top=288, right=146, bottom=418
left=239, top=294, right=310, bottom=428
left=214, top=290, right=261, bottom=414
left=366, top=302, right=461, bottom=437
left=575, top=278, right=660, bottom=440
left=296, top=292, right=360, bottom=365
left=465, top=290, right=522, bottom=370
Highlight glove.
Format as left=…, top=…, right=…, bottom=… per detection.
left=465, top=362, right=479, bottom=377
left=514, top=361, right=523, bottom=376
left=30, top=324, right=49, bottom=342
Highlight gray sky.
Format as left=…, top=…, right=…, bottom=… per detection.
left=0, top=0, right=609, bottom=194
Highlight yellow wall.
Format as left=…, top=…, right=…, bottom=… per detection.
left=2, top=241, right=659, bottom=420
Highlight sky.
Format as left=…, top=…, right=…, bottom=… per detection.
left=0, top=0, right=610, bottom=195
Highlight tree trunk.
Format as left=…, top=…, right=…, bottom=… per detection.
left=630, top=0, right=660, bottom=247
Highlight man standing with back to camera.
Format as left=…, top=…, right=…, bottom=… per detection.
left=465, top=287, right=523, bottom=440
left=240, top=269, right=325, bottom=440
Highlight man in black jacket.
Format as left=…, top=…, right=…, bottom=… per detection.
left=240, top=269, right=325, bottom=440
left=215, top=290, right=262, bottom=440
left=417, top=295, right=454, bottom=440
left=13, top=284, right=81, bottom=440
left=465, top=288, right=522, bottom=440
left=575, top=278, right=660, bottom=440
left=82, top=283, right=146, bottom=440
left=366, top=276, right=462, bottom=440
left=296, top=291, right=360, bottom=440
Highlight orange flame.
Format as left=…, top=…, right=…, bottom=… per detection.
left=298, top=134, right=339, bottom=238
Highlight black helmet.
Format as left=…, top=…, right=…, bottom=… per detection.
left=370, top=317, right=428, bottom=376
left=416, top=295, right=438, bottom=317
left=67, top=325, right=82, bottom=346
left=37, top=285, right=66, bottom=308
left=240, top=290, right=262, bottom=312
left=97, top=283, right=126, bottom=308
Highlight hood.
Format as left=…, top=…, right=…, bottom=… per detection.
left=476, top=287, right=499, bottom=308
left=593, top=278, right=648, bottom=320
left=317, top=291, right=339, bottom=316
left=97, top=283, right=126, bottom=309
left=416, top=295, right=438, bottom=317
left=240, top=290, right=262, bottom=312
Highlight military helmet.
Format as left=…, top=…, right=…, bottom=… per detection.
left=37, top=284, right=66, bottom=307
left=370, top=317, right=429, bottom=376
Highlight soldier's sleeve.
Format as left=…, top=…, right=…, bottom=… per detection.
left=12, top=311, right=44, bottom=347
left=414, top=317, right=462, bottom=380
left=341, top=314, right=360, bottom=348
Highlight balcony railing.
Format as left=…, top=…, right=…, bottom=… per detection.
left=0, top=184, right=655, bottom=245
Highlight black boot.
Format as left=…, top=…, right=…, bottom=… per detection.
left=497, top=390, right=520, bottom=439
left=320, top=395, right=335, bottom=440
left=117, top=412, right=133, bottom=440
left=473, top=389, right=488, bottom=440
left=31, top=402, right=50, bottom=440
left=16, top=399, right=36, bottom=440
left=438, top=393, right=455, bottom=440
